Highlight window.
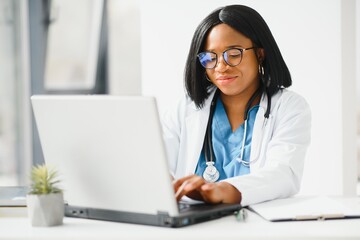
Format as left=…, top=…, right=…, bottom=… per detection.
left=44, top=0, right=104, bottom=91
left=0, top=0, right=31, bottom=186
left=0, top=0, right=106, bottom=187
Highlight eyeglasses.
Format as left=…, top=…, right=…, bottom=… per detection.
left=197, top=47, right=256, bottom=69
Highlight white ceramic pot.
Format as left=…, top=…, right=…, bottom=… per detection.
left=27, top=193, right=64, bottom=227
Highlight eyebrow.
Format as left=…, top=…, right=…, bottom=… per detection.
left=205, top=45, right=245, bottom=52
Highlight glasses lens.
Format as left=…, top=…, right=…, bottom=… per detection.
left=224, top=48, right=242, bottom=66
left=198, top=52, right=216, bottom=69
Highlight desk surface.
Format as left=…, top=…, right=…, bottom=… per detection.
left=1, top=202, right=360, bottom=240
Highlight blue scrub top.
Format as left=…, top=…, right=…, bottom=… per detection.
left=195, top=97, right=259, bottom=181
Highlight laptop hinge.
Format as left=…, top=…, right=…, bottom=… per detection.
left=157, top=211, right=176, bottom=226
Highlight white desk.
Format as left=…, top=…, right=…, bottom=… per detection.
left=1, top=202, right=360, bottom=240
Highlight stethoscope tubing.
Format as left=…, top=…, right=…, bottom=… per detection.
left=203, top=88, right=270, bottom=168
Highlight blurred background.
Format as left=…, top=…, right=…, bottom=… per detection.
left=0, top=0, right=359, bottom=197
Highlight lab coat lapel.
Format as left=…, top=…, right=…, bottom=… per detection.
left=184, top=109, right=208, bottom=175
left=183, top=91, right=215, bottom=175
left=250, top=105, right=265, bottom=169
left=250, top=91, right=281, bottom=169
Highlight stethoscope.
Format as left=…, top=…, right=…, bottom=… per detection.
left=202, top=88, right=271, bottom=183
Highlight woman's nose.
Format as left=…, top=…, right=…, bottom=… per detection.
left=215, top=55, right=229, bottom=72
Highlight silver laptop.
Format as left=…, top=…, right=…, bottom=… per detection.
left=31, top=95, right=241, bottom=227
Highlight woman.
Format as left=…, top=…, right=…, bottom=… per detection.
left=162, top=5, right=311, bottom=206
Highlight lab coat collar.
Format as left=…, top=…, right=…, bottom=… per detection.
left=259, top=88, right=283, bottom=114
left=185, top=88, right=283, bottom=174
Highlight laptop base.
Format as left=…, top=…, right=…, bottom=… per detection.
left=65, top=204, right=241, bottom=228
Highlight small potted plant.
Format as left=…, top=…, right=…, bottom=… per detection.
left=27, top=164, right=64, bottom=227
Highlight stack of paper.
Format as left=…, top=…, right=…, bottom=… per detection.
left=249, top=196, right=360, bottom=221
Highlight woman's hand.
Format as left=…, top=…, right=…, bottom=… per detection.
left=173, top=174, right=241, bottom=204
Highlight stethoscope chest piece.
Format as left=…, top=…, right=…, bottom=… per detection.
left=203, top=161, right=220, bottom=183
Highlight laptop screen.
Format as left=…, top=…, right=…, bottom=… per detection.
left=31, top=95, right=179, bottom=216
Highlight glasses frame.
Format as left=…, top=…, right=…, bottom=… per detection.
left=197, top=47, right=256, bottom=69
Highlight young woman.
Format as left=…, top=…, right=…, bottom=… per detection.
left=162, top=5, right=311, bottom=206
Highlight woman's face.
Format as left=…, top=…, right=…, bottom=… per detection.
left=204, top=23, right=262, bottom=98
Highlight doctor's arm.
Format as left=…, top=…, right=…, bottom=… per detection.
left=223, top=94, right=312, bottom=206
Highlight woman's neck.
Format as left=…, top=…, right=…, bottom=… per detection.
left=220, top=91, right=260, bottom=132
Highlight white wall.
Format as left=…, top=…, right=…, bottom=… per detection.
left=108, top=0, right=141, bottom=95
left=358, top=1, right=360, bottom=112
left=109, top=0, right=358, bottom=196
left=341, top=0, right=357, bottom=195
left=356, top=0, right=360, bottom=180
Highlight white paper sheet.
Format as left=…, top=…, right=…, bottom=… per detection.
left=249, top=196, right=360, bottom=221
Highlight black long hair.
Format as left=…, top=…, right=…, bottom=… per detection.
left=184, top=5, right=292, bottom=109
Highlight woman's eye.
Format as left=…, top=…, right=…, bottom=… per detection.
left=229, top=53, right=240, bottom=58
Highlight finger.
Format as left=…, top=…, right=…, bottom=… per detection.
left=200, top=183, right=215, bottom=191
left=198, top=183, right=222, bottom=204
left=183, top=175, right=206, bottom=192
left=199, top=182, right=241, bottom=204
left=173, top=175, right=195, bottom=192
left=175, top=175, right=205, bottom=201
left=176, top=176, right=207, bottom=201
left=175, top=180, right=189, bottom=201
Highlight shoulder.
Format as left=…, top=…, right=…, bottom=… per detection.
left=172, top=93, right=198, bottom=118
left=273, top=89, right=310, bottom=113
left=164, top=89, right=215, bottom=118
left=269, top=89, right=312, bottom=130
left=161, top=93, right=197, bottom=130
left=161, top=89, right=216, bottom=130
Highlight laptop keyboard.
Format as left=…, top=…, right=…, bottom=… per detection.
left=178, top=203, right=191, bottom=212
left=178, top=202, right=215, bottom=213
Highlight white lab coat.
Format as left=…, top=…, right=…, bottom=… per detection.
left=161, top=88, right=311, bottom=206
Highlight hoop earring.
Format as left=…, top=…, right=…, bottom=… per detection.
left=258, top=64, right=265, bottom=76
left=258, top=64, right=270, bottom=87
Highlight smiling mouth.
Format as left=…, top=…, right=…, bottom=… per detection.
left=216, top=76, right=237, bottom=83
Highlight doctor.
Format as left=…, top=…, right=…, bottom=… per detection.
left=162, top=5, right=311, bottom=206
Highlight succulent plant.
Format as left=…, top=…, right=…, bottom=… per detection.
left=29, top=164, right=63, bottom=195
